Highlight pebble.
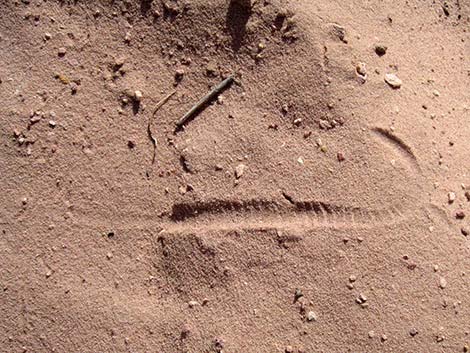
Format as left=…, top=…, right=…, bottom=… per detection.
left=461, top=228, right=469, bottom=236
left=44, top=32, right=52, bottom=40
left=356, top=293, right=367, bottom=304
left=368, top=330, right=375, bottom=338
left=374, top=44, right=387, bottom=56
left=22, top=197, right=28, bottom=205
left=70, top=82, right=78, bottom=94
left=409, top=328, right=419, bottom=337
left=49, top=120, right=56, bottom=127
left=106, top=252, right=113, bottom=260
left=455, top=210, right=466, bottom=219
left=306, top=311, right=317, bottom=322
left=293, top=118, right=302, bottom=126
left=294, top=288, right=303, bottom=302
left=356, top=62, right=367, bottom=82
left=439, top=277, right=447, bottom=289
left=235, top=164, right=246, bottom=179
left=124, top=32, right=131, bottom=43
left=58, top=47, right=67, bottom=56
left=134, top=90, right=143, bottom=102
left=206, top=62, right=217, bottom=77
left=30, top=114, right=42, bottom=124
left=381, top=334, right=388, bottom=342
left=188, top=300, right=199, bottom=308
left=465, top=191, right=470, bottom=201
left=448, top=192, right=456, bottom=203
left=384, top=73, right=402, bottom=89
left=285, top=346, right=294, bottom=353
left=175, top=68, right=185, bottom=81
left=349, top=275, right=357, bottom=282
left=337, top=152, right=345, bottom=162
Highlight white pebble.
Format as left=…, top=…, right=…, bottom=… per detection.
left=384, top=73, right=402, bottom=88
left=134, top=90, right=143, bottom=102
left=306, top=311, right=317, bottom=322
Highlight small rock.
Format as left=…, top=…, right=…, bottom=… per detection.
left=106, top=252, right=113, bottom=260
left=293, top=118, right=302, bottom=126
left=368, top=330, right=375, bottom=338
left=206, top=62, right=217, bottom=77
left=285, top=346, right=294, bottom=353
left=384, top=73, right=402, bottom=89
left=439, top=277, right=447, bottom=289
left=461, top=228, right=469, bottom=236
left=235, top=164, right=246, bottom=179
left=175, top=68, right=185, bottom=81
left=337, top=152, right=345, bottom=162
left=463, top=344, right=469, bottom=352
left=124, top=32, right=131, bottom=43
left=409, top=328, right=418, bottom=337
left=433, top=89, right=440, bottom=97
left=58, top=47, right=67, bottom=56
left=127, top=140, right=135, bottom=149
left=22, top=197, right=28, bottom=205
left=215, top=164, right=223, bottom=171
left=381, top=334, right=388, bottom=342
left=455, top=210, right=466, bottom=219
left=44, top=32, right=52, bottom=40
left=134, top=90, right=143, bottom=102
left=213, top=338, right=224, bottom=352
left=356, top=293, right=367, bottom=304
left=294, top=288, right=303, bottom=302
left=188, top=300, right=199, bottom=308
left=331, top=24, right=347, bottom=43
left=30, top=114, right=41, bottom=124
left=306, top=311, right=317, bottom=322
left=45, top=270, right=52, bottom=278
left=70, top=82, right=78, bottom=94
left=465, top=191, right=470, bottom=201
left=49, top=120, right=56, bottom=128
left=356, top=62, right=367, bottom=82
left=374, top=44, right=387, bottom=56
left=319, top=119, right=332, bottom=130
left=349, top=275, right=357, bottom=282
left=448, top=192, right=456, bottom=203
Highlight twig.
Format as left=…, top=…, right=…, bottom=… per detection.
left=175, top=76, right=235, bottom=129
left=148, top=90, right=176, bottom=164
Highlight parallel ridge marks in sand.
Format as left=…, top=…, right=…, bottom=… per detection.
left=166, top=197, right=409, bottom=232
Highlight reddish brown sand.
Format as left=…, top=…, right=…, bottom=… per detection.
left=1, top=0, right=469, bottom=352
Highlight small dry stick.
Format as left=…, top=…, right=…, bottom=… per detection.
left=175, top=76, right=235, bottom=129
left=148, top=90, right=176, bottom=164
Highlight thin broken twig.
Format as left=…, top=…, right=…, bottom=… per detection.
left=175, top=76, right=235, bottom=130
left=148, top=90, right=176, bottom=164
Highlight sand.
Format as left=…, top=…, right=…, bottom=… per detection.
left=0, top=0, right=469, bottom=352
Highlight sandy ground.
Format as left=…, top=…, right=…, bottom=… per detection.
left=1, top=0, right=469, bottom=352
